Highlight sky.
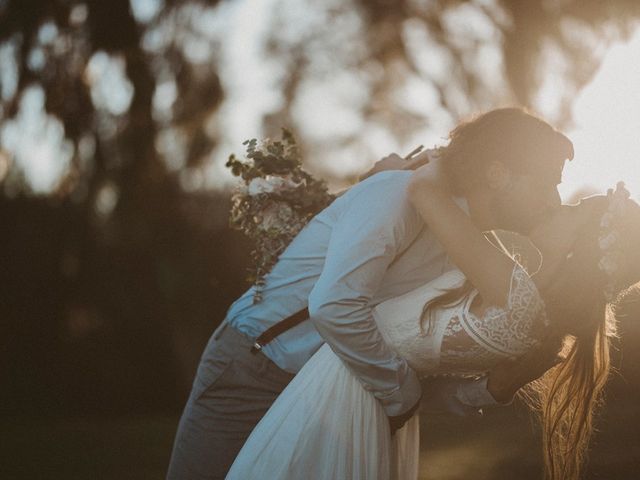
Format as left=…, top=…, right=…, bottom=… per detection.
left=558, top=32, right=640, bottom=200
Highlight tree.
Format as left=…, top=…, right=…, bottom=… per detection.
left=262, top=0, right=640, bottom=177
left=0, top=0, right=239, bottom=411
left=1, top=0, right=640, bottom=410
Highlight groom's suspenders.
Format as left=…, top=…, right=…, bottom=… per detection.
left=250, top=308, right=309, bottom=354
left=249, top=223, right=428, bottom=353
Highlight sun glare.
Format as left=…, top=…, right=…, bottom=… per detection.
left=559, top=30, right=640, bottom=202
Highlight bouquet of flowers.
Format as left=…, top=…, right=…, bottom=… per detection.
left=226, top=129, right=335, bottom=303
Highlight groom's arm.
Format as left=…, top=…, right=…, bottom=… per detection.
left=307, top=175, right=424, bottom=418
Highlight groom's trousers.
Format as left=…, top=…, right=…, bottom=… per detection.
left=166, top=321, right=295, bottom=480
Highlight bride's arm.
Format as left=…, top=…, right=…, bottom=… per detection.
left=407, top=160, right=517, bottom=308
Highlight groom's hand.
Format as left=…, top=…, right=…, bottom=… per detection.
left=486, top=338, right=564, bottom=404
left=403, top=149, right=433, bottom=171
left=388, top=396, right=421, bottom=435
left=359, top=148, right=436, bottom=181
left=420, top=377, right=484, bottom=417
left=360, top=153, right=406, bottom=181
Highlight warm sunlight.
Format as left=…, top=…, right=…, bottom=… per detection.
left=560, top=30, right=640, bottom=201
left=4, top=2, right=640, bottom=479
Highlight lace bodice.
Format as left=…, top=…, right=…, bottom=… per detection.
left=372, top=264, right=548, bottom=377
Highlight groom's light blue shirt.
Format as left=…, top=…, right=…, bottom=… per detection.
left=225, top=171, right=461, bottom=416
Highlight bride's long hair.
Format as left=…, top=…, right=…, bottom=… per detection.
left=421, top=200, right=640, bottom=480
left=520, top=199, right=639, bottom=480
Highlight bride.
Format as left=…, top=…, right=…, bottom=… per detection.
left=225, top=158, right=640, bottom=480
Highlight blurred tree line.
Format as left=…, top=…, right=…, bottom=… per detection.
left=1, top=0, right=639, bottom=416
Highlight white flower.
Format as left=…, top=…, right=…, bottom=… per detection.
left=607, top=182, right=631, bottom=215
left=248, top=177, right=275, bottom=196
left=600, top=212, right=613, bottom=228
left=269, top=175, right=304, bottom=192
left=248, top=175, right=303, bottom=196
left=257, top=202, right=294, bottom=231
left=598, top=255, right=618, bottom=276
left=598, top=231, right=619, bottom=250
left=597, top=182, right=631, bottom=272
left=596, top=182, right=633, bottom=298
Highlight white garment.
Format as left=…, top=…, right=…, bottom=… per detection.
left=226, top=265, right=547, bottom=480
left=226, top=171, right=464, bottom=416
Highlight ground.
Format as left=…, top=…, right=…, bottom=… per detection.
left=2, top=397, right=638, bottom=479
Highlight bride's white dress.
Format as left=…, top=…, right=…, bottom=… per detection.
left=226, top=265, right=548, bottom=479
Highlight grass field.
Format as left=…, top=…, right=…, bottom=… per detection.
left=1, top=399, right=638, bottom=479
left=0, top=415, right=176, bottom=479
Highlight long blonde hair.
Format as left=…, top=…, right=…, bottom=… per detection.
left=520, top=303, right=614, bottom=480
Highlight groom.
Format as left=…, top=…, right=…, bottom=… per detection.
left=167, top=107, right=574, bottom=479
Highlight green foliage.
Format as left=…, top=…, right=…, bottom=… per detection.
left=226, top=129, right=302, bottom=181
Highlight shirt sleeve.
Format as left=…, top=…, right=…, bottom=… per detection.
left=307, top=175, right=424, bottom=417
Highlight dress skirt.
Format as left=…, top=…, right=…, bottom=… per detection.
left=226, top=344, right=420, bottom=479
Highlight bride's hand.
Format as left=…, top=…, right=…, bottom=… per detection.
left=486, top=337, right=564, bottom=403
left=403, top=148, right=433, bottom=171
left=359, top=147, right=436, bottom=181
left=420, top=377, right=483, bottom=417
left=359, top=153, right=407, bottom=181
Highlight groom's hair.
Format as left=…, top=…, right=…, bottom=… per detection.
left=440, top=107, right=574, bottom=195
